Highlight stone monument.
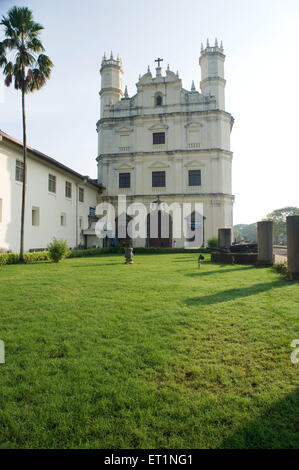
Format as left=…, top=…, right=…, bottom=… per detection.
left=257, top=221, right=273, bottom=267
left=218, top=228, right=232, bottom=252
left=287, top=215, right=299, bottom=280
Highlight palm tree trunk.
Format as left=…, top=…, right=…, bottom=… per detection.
left=19, top=88, right=27, bottom=263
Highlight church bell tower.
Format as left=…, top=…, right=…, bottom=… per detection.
left=100, top=52, right=123, bottom=117
left=199, top=39, right=226, bottom=110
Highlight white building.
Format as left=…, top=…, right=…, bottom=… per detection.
left=0, top=130, right=103, bottom=253
left=97, top=42, right=235, bottom=247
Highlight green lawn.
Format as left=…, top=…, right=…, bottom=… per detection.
left=0, top=253, right=298, bottom=449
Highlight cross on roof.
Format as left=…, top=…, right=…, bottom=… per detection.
left=155, top=58, right=163, bottom=67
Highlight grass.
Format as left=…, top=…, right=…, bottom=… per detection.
left=0, top=253, right=298, bottom=449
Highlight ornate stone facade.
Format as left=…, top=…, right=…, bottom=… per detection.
left=96, top=41, right=234, bottom=247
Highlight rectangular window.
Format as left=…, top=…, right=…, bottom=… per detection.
left=65, top=181, right=72, bottom=198
left=15, top=160, right=24, bottom=182
left=188, top=170, right=201, bottom=186
left=153, top=132, right=165, bottom=145
left=32, top=207, right=40, bottom=226
left=79, top=217, right=83, bottom=229
left=48, top=174, right=56, bottom=193
left=79, top=187, right=84, bottom=202
left=152, top=171, right=166, bottom=187
left=119, top=173, right=131, bottom=188
left=61, top=212, right=66, bottom=226
left=0, top=198, right=3, bottom=223
left=89, top=207, right=96, bottom=217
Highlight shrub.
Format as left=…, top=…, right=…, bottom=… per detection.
left=68, top=248, right=108, bottom=258
left=273, top=262, right=288, bottom=277
left=207, top=237, right=218, bottom=249
left=24, top=251, right=49, bottom=263
left=47, top=238, right=69, bottom=263
left=0, top=252, right=49, bottom=265
left=0, top=253, right=20, bottom=265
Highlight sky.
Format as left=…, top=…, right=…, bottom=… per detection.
left=0, top=0, right=299, bottom=224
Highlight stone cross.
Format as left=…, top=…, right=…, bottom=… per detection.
left=155, top=58, right=163, bottom=67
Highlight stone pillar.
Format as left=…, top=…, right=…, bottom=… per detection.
left=287, top=215, right=299, bottom=280
left=218, top=228, right=231, bottom=252
left=257, top=221, right=273, bottom=266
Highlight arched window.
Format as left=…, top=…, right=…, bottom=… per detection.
left=156, top=94, right=163, bottom=106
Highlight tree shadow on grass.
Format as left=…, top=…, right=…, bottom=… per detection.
left=221, top=388, right=299, bottom=449
left=172, top=259, right=199, bottom=263
left=185, top=280, right=289, bottom=306
left=186, top=266, right=256, bottom=277
left=71, top=263, right=123, bottom=268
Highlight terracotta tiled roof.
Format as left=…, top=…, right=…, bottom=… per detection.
left=0, top=129, right=104, bottom=191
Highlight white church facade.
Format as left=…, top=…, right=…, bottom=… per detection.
left=97, top=41, right=234, bottom=247
left=0, top=40, right=234, bottom=253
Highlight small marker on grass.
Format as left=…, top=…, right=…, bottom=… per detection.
left=198, top=254, right=205, bottom=268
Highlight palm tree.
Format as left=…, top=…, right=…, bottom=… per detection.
left=0, top=6, right=53, bottom=262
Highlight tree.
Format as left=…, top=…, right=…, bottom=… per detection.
left=0, top=6, right=53, bottom=262
left=266, top=207, right=299, bottom=244
left=233, top=223, right=257, bottom=242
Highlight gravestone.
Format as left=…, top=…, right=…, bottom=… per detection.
left=287, top=215, right=299, bottom=280
left=218, top=228, right=232, bottom=252
left=257, top=221, right=273, bottom=266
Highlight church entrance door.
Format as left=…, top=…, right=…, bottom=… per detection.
left=147, top=210, right=172, bottom=248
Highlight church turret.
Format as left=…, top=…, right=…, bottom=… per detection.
left=199, top=39, right=226, bottom=110
left=100, top=52, right=123, bottom=117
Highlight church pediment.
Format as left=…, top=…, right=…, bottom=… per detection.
left=184, top=121, right=203, bottom=129
left=115, top=162, right=134, bottom=171
left=184, top=160, right=205, bottom=168
left=148, top=160, right=170, bottom=169
left=116, top=126, right=133, bottom=134
left=148, top=123, right=169, bottom=131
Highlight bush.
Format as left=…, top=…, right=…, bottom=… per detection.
left=47, top=238, right=69, bottom=263
left=0, top=253, right=19, bottom=265
left=68, top=247, right=111, bottom=258
left=24, top=251, right=49, bottom=263
left=207, top=237, right=218, bottom=249
left=0, top=251, right=49, bottom=266
left=273, top=262, right=288, bottom=277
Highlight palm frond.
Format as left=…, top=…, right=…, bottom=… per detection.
left=0, top=55, right=8, bottom=67
left=26, top=37, right=44, bottom=53
left=4, top=74, right=12, bottom=87
left=15, top=50, right=36, bottom=68
left=37, top=54, right=53, bottom=78
left=14, top=69, right=25, bottom=90
left=30, top=68, right=46, bottom=91
left=29, top=22, right=44, bottom=35
left=2, top=37, right=20, bottom=50
left=3, top=61, right=13, bottom=75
